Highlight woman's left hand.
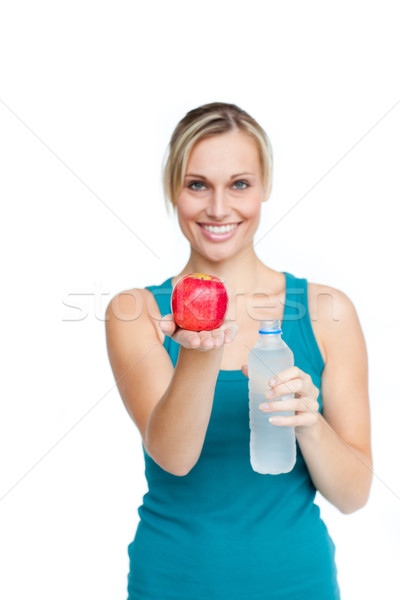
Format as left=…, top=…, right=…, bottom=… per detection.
left=241, top=364, right=321, bottom=436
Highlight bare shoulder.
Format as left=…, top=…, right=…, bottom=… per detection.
left=106, top=286, right=164, bottom=344
left=104, top=286, right=174, bottom=444
left=307, top=281, right=365, bottom=363
left=308, top=281, right=360, bottom=326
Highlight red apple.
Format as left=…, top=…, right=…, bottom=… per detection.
left=171, top=273, right=229, bottom=331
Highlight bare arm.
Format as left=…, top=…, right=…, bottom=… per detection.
left=105, top=291, right=237, bottom=477
left=145, top=344, right=224, bottom=476
left=145, top=314, right=237, bottom=476
left=296, top=288, right=372, bottom=513
left=247, top=286, right=372, bottom=514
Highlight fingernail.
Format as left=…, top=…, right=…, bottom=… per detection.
left=269, top=417, right=280, bottom=424
left=259, top=403, right=270, bottom=411
left=269, top=378, right=277, bottom=386
left=266, top=390, right=274, bottom=399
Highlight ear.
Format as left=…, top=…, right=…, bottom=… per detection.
left=263, top=184, right=272, bottom=203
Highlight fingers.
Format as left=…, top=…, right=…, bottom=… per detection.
left=158, top=314, right=176, bottom=335
left=198, top=330, right=216, bottom=349
left=255, top=366, right=320, bottom=431
left=186, top=327, right=230, bottom=350
left=267, top=412, right=319, bottom=428
left=267, top=368, right=316, bottom=400
left=159, top=315, right=203, bottom=349
left=174, top=318, right=239, bottom=351
left=184, top=332, right=202, bottom=348
left=258, top=396, right=320, bottom=430
left=265, top=378, right=302, bottom=399
left=210, top=329, right=225, bottom=348
left=259, top=397, right=319, bottom=414
left=268, top=366, right=309, bottom=385
left=173, top=327, right=230, bottom=351
left=159, top=313, right=239, bottom=351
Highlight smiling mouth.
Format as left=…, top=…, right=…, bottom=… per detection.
left=197, top=222, right=242, bottom=233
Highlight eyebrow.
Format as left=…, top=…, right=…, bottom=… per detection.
left=185, top=172, right=255, bottom=179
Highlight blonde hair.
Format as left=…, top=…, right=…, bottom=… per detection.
left=161, top=102, right=273, bottom=216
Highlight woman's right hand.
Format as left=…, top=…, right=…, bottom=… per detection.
left=158, top=314, right=238, bottom=351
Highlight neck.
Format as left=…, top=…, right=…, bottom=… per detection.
left=177, top=244, right=274, bottom=295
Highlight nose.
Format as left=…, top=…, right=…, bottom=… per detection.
left=205, top=187, right=232, bottom=220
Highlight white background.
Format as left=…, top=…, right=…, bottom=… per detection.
left=1, top=1, right=399, bottom=598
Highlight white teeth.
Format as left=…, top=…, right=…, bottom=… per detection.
left=202, top=223, right=238, bottom=234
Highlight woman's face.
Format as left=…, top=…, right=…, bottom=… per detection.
left=176, top=130, right=266, bottom=262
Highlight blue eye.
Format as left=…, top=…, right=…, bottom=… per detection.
left=233, top=180, right=249, bottom=189
left=187, top=180, right=249, bottom=191
left=188, top=181, right=206, bottom=191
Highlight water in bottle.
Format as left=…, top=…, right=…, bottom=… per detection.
left=248, top=319, right=296, bottom=475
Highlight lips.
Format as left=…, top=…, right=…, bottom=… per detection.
left=197, top=221, right=242, bottom=242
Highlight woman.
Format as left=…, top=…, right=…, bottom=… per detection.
left=105, top=102, right=372, bottom=599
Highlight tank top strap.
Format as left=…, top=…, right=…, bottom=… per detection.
left=282, top=271, right=324, bottom=374
left=145, top=277, right=173, bottom=316
left=145, top=277, right=180, bottom=367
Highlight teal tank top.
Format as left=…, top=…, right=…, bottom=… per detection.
left=127, top=271, right=341, bottom=599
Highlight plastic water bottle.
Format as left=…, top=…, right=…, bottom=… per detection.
left=248, top=319, right=296, bottom=475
